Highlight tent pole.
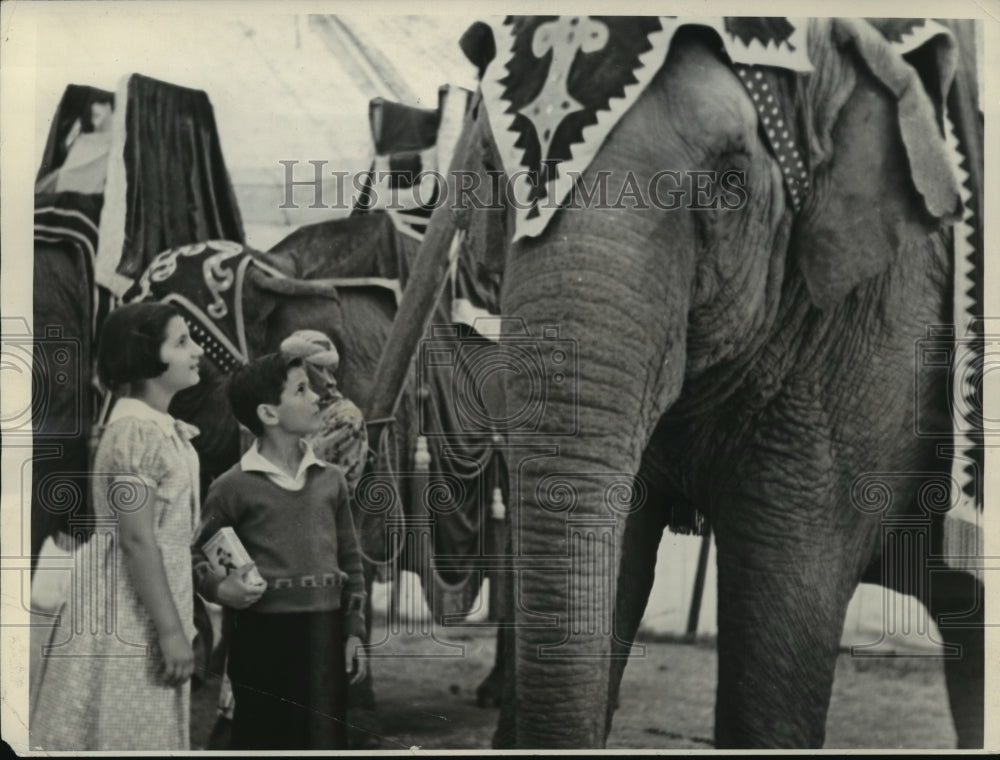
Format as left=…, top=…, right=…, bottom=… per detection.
left=684, top=527, right=712, bottom=643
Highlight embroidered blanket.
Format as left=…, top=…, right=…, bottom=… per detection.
left=124, top=241, right=285, bottom=373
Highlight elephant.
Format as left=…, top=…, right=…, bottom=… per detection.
left=371, top=16, right=986, bottom=749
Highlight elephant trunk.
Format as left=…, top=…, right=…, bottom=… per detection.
left=501, top=218, right=690, bottom=748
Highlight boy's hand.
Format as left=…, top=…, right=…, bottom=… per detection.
left=346, top=635, right=367, bottom=684
left=217, top=562, right=266, bottom=609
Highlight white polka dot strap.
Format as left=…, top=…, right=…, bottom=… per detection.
left=732, top=64, right=810, bottom=211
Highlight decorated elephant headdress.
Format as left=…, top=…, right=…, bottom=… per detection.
left=473, top=18, right=968, bottom=237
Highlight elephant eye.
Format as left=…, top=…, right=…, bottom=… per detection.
left=716, top=142, right=752, bottom=174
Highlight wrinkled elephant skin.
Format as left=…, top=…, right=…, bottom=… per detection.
left=432, top=18, right=984, bottom=749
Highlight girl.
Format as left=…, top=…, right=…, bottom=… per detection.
left=31, top=302, right=204, bottom=750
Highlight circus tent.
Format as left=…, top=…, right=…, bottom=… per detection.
left=32, top=12, right=481, bottom=249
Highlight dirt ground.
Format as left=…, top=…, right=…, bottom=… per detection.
left=190, top=613, right=957, bottom=751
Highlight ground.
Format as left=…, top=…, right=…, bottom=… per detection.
left=190, top=612, right=957, bottom=750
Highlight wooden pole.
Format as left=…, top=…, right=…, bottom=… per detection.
left=684, top=527, right=712, bottom=643
left=361, top=101, right=477, bottom=425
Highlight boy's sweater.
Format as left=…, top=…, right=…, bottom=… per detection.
left=192, top=461, right=366, bottom=638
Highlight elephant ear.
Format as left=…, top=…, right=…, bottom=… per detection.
left=792, top=18, right=962, bottom=310
left=241, top=266, right=284, bottom=358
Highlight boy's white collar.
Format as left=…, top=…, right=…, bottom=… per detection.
left=240, top=438, right=328, bottom=480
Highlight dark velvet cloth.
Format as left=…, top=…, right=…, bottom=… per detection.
left=228, top=609, right=348, bottom=750
left=35, top=84, right=115, bottom=183
left=368, top=97, right=440, bottom=155
left=267, top=210, right=412, bottom=284
left=112, top=73, right=245, bottom=284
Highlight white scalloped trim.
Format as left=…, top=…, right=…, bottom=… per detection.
left=943, top=102, right=982, bottom=559
left=715, top=17, right=813, bottom=71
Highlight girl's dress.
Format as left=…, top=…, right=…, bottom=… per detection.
left=30, top=398, right=200, bottom=751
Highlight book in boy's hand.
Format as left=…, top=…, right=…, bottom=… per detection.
left=204, top=527, right=266, bottom=586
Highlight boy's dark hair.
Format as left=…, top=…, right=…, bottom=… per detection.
left=227, top=353, right=303, bottom=437
left=97, top=302, right=182, bottom=392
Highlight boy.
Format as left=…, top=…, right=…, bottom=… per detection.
left=192, top=353, right=367, bottom=750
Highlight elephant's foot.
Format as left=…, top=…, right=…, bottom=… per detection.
left=944, top=626, right=984, bottom=750
left=491, top=722, right=516, bottom=749
left=930, top=570, right=984, bottom=749
left=475, top=667, right=503, bottom=708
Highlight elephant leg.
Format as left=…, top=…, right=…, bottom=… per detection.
left=604, top=478, right=672, bottom=742
left=713, top=511, right=868, bottom=748
left=862, top=518, right=984, bottom=749
left=476, top=625, right=506, bottom=708
left=491, top=531, right=517, bottom=748
left=492, top=623, right=517, bottom=748
left=31, top=243, right=95, bottom=572
left=928, top=568, right=984, bottom=748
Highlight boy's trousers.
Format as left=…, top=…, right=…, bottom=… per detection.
left=228, top=608, right=348, bottom=750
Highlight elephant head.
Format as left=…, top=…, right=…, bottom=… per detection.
left=384, top=16, right=983, bottom=748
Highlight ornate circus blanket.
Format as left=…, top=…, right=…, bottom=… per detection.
left=124, top=241, right=284, bottom=373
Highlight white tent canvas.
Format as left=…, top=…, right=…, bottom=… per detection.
left=32, top=12, right=481, bottom=249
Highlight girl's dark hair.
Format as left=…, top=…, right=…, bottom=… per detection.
left=97, top=302, right=183, bottom=392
